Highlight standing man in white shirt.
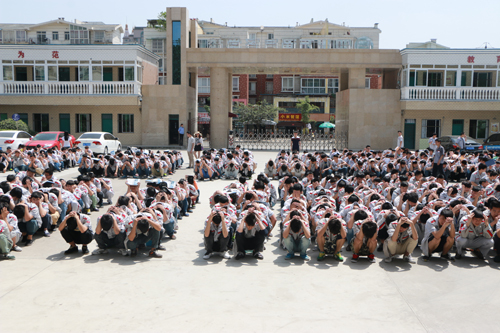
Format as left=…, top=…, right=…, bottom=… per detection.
left=186, top=132, right=195, bottom=169
left=428, top=133, right=437, bottom=151
left=396, top=131, right=404, bottom=150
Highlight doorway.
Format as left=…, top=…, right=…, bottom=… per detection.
left=15, top=67, right=28, bottom=81
left=59, top=114, right=71, bottom=132
left=103, top=67, right=113, bottom=81
left=59, top=67, right=70, bottom=81
left=102, top=114, right=113, bottom=133
left=452, top=119, right=464, bottom=135
left=404, top=119, right=416, bottom=149
left=169, top=114, right=179, bottom=145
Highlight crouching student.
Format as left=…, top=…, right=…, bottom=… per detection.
left=59, top=211, right=93, bottom=255
left=383, top=217, right=418, bottom=263
left=455, top=210, right=494, bottom=260
left=92, top=210, right=126, bottom=255
left=421, top=209, right=455, bottom=261
left=282, top=211, right=311, bottom=260
left=234, top=211, right=266, bottom=260
left=124, top=212, right=162, bottom=258
left=350, top=212, right=378, bottom=263
left=13, top=202, right=41, bottom=246
left=317, top=215, right=346, bottom=262
left=203, top=210, right=231, bottom=260
left=0, top=213, right=14, bottom=260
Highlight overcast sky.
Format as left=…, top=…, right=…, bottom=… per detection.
left=1, top=0, right=499, bottom=49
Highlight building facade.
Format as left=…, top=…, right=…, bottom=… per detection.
left=0, top=43, right=159, bottom=145
left=400, top=46, right=500, bottom=149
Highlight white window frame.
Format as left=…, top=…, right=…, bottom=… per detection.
left=152, top=39, right=164, bottom=53
left=365, top=77, right=371, bottom=89
left=64, top=31, right=70, bottom=40
left=328, top=78, right=339, bottom=94
left=265, top=81, right=273, bottom=94
left=232, top=76, right=239, bottom=91
left=249, top=81, right=257, bottom=94
left=301, top=78, right=326, bottom=94
left=421, top=119, right=441, bottom=138
left=282, top=77, right=294, bottom=92
left=16, top=31, right=27, bottom=43
left=198, top=77, right=210, bottom=93
left=268, top=33, right=274, bottom=40
left=52, top=31, right=59, bottom=41
left=94, top=31, right=105, bottom=43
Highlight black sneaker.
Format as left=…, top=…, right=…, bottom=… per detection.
left=253, top=252, right=264, bottom=260
left=130, top=249, right=138, bottom=257
left=81, top=246, right=89, bottom=254
left=454, top=253, right=462, bottom=260
left=422, top=255, right=430, bottom=262
left=24, top=239, right=34, bottom=246
left=473, top=249, right=485, bottom=260
left=64, top=246, right=78, bottom=255
left=346, top=244, right=351, bottom=252
left=235, top=252, right=245, bottom=260
left=441, top=253, right=455, bottom=261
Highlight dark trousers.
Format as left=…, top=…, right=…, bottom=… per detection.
left=126, top=228, right=160, bottom=250
left=94, top=231, right=126, bottom=249
left=494, top=234, right=500, bottom=255
left=432, top=163, right=444, bottom=177
left=18, top=219, right=39, bottom=235
left=41, top=214, right=52, bottom=230
left=179, top=133, right=184, bottom=145
left=61, top=228, right=93, bottom=245
left=204, top=232, right=230, bottom=253
left=235, top=230, right=266, bottom=253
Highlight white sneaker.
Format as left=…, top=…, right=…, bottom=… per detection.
left=203, top=252, right=212, bottom=260
left=384, top=256, right=393, bottom=263
left=118, top=249, right=129, bottom=256
left=404, top=254, right=416, bottom=264
left=92, top=248, right=109, bottom=255
left=12, top=245, right=23, bottom=252
left=220, top=251, right=231, bottom=259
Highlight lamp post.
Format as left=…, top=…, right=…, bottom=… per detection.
left=260, top=26, right=264, bottom=48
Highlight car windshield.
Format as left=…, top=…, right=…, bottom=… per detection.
left=33, top=133, right=57, bottom=141
left=0, top=132, right=15, bottom=138
left=79, top=133, right=102, bottom=139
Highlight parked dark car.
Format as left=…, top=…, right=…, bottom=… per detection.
left=483, top=133, right=500, bottom=151
left=438, top=135, right=483, bottom=152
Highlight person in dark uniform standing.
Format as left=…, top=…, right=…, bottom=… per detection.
left=291, top=131, right=301, bottom=153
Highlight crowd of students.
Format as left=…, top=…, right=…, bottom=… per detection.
left=0, top=145, right=192, bottom=260
left=204, top=145, right=500, bottom=264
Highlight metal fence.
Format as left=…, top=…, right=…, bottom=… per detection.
left=231, top=130, right=348, bottom=151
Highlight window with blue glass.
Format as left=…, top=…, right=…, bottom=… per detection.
left=172, top=21, right=181, bottom=85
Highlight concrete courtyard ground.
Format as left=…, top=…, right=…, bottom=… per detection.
left=1, top=150, right=499, bottom=333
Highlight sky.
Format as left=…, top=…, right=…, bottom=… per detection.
left=1, top=0, right=499, bottom=50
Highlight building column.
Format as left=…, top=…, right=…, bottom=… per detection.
left=210, top=67, right=232, bottom=148
left=348, top=68, right=366, bottom=89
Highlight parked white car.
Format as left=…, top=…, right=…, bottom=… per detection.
left=75, top=132, right=121, bottom=155
left=0, top=130, right=33, bottom=151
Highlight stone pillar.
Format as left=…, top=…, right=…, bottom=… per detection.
left=348, top=68, right=366, bottom=89
left=210, top=67, right=232, bottom=148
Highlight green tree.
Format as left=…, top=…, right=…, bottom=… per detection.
left=155, top=11, right=167, bottom=31
left=233, top=100, right=282, bottom=129
left=297, top=96, right=319, bottom=125
left=297, top=96, right=319, bottom=133
left=0, top=119, right=31, bottom=133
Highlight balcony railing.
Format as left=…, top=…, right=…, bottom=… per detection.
left=401, top=87, right=500, bottom=101
left=0, top=82, right=141, bottom=95
left=198, top=38, right=355, bottom=49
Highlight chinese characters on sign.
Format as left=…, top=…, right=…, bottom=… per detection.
left=467, top=56, right=475, bottom=63
left=18, top=51, right=24, bottom=58
left=52, top=51, right=59, bottom=59
left=279, top=113, right=302, bottom=121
